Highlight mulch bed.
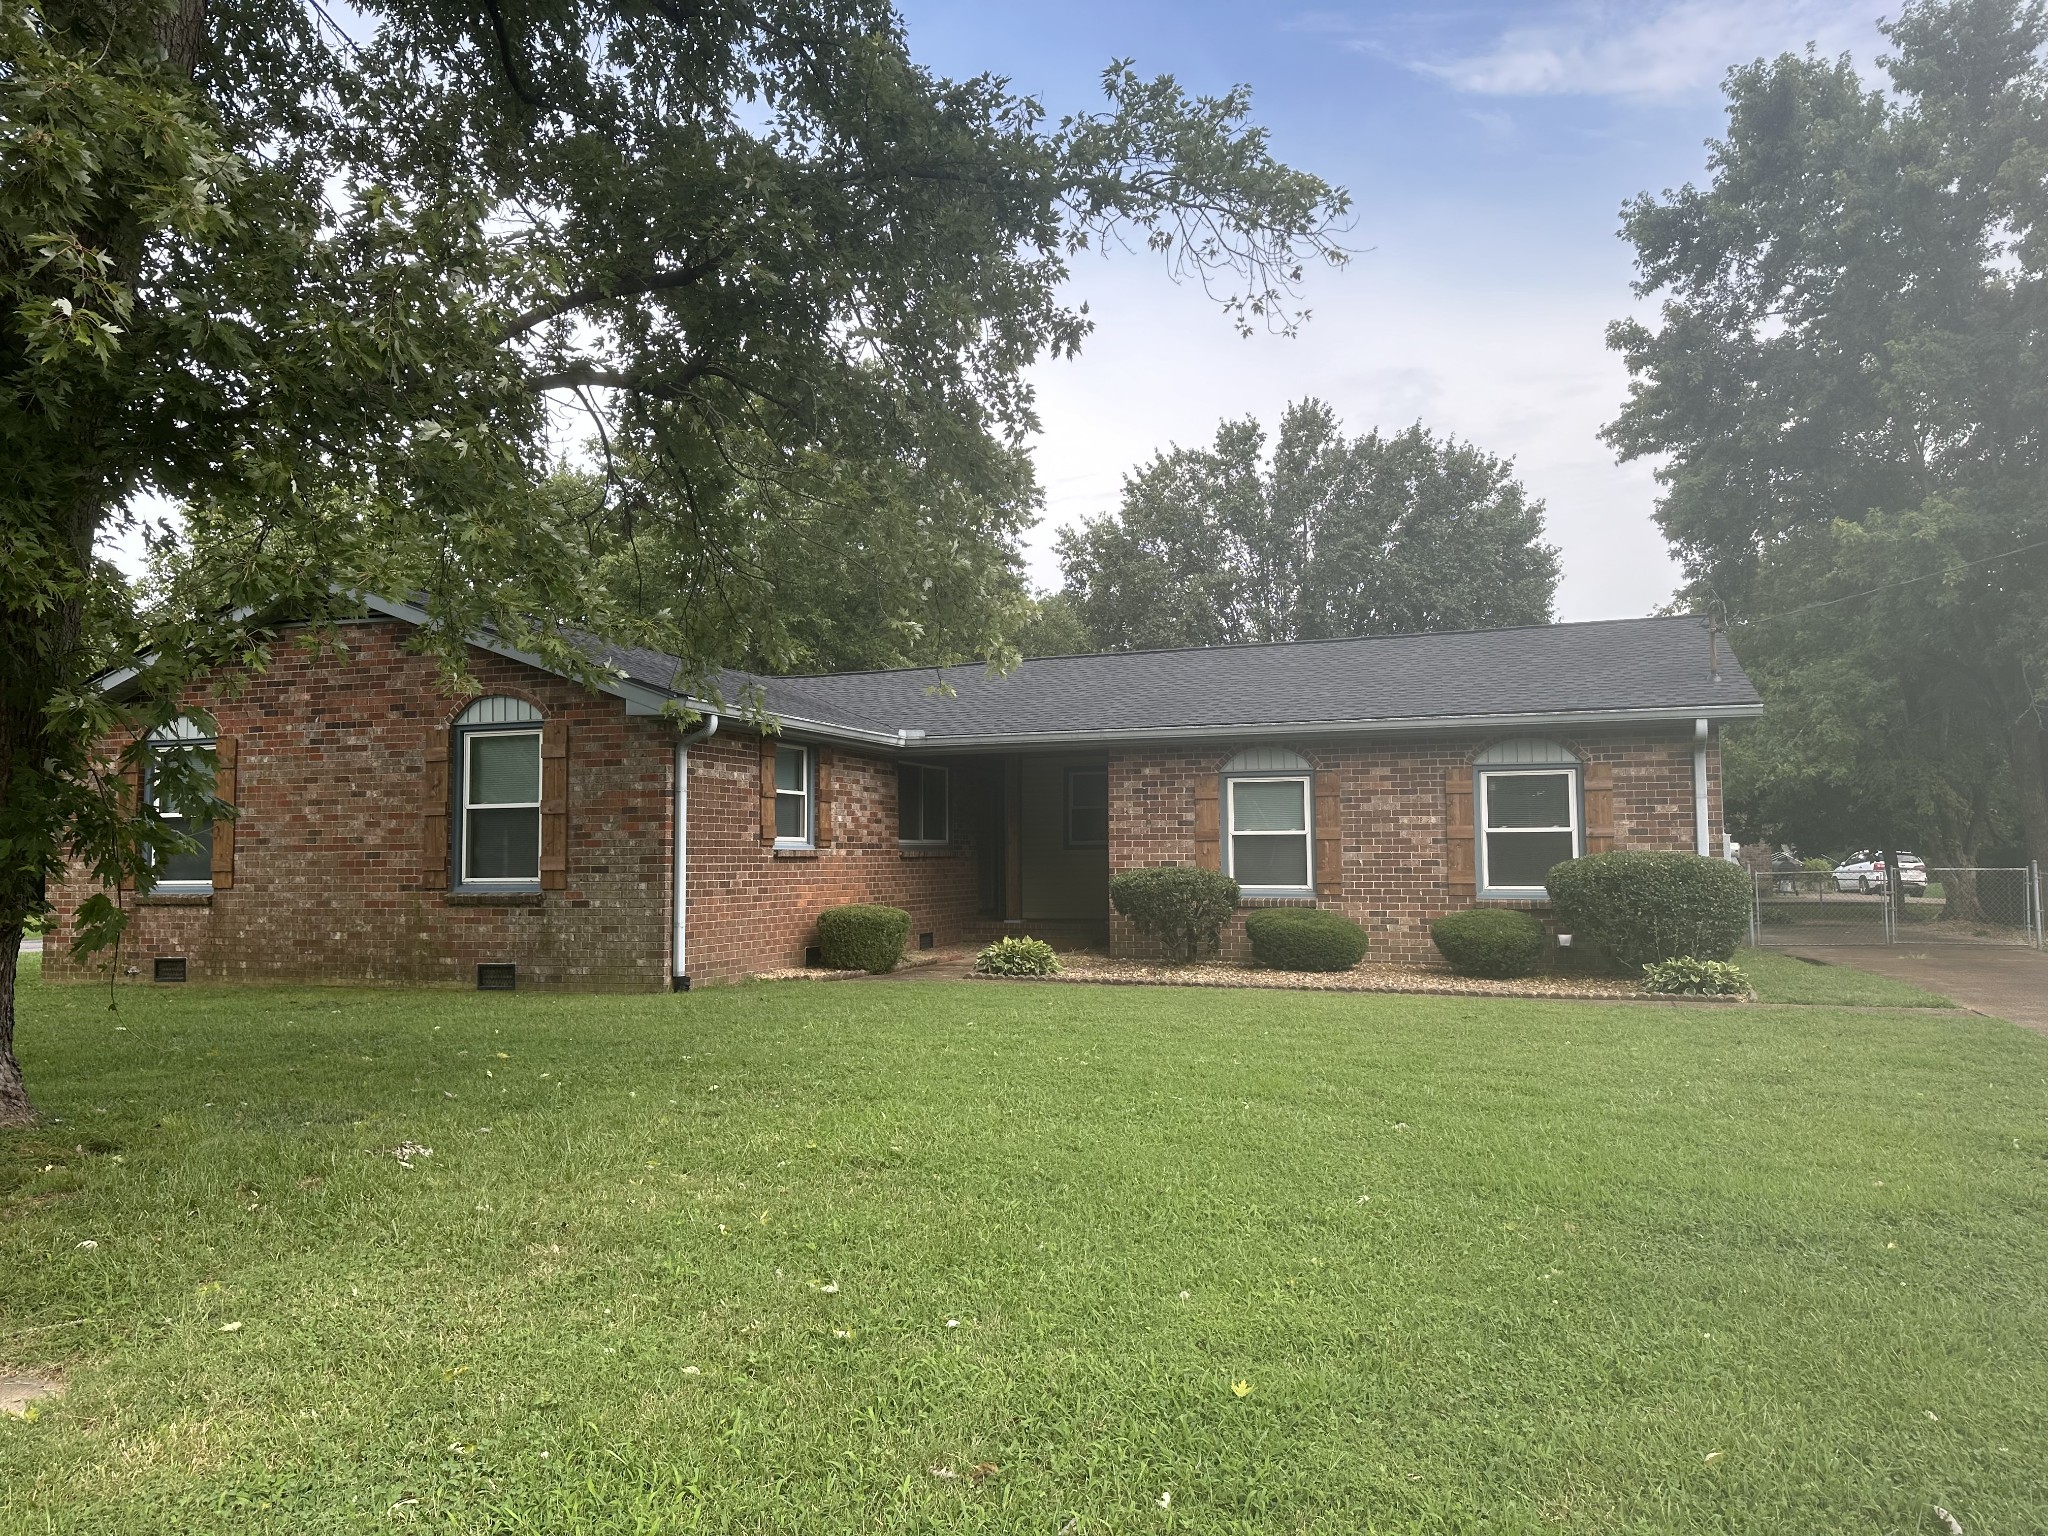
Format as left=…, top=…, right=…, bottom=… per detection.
left=976, top=956, right=1746, bottom=1003
left=751, top=949, right=1749, bottom=1003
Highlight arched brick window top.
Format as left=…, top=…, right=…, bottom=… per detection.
left=1221, top=745, right=1311, bottom=774
left=1473, top=737, right=1579, bottom=767
left=455, top=695, right=543, bottom=727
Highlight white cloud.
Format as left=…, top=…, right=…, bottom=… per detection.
left=1023, top=242, right=1680, bottom=622
left=1401, top=0, right=1880, bottom=101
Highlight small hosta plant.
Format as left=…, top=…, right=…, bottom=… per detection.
left=1640, top=957, right=1749, bottom=996
left=974, top=936, right=1062, bottom=976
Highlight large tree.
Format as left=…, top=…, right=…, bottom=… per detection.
left=0, top=0, right=1351, bottom=1121
left=1055, top=398, right=1559, bottom=651
left=1606, top=0, right=2048, bottom=873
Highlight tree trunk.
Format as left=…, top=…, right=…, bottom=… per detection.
left=0, top=920, right=31, bottom=1127
left=0, top=0, right=215, bottom=1129
left=1942, top=867, right=1984, bottom=925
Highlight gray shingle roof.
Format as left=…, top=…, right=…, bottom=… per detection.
left=600, top=616, right=1760, bottom=747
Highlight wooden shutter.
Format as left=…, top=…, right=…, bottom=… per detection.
left=209, top=737, right=238, bottom=891
left=813, top=750, right=833, bottom=846
left=539, top=719, right=569, bottom=890
left=1445, top=763, right=1475, bottom=901
left=422, top=724, right=451, bottom=886
left=1314, top=772, right=1342, bottom=898
left=1583, top=759, right=1614, bottom=855
left=118, top=756, right=145, bottom=895
left=1193, top=775, right=1221, bottom=871
left=759, top=737, right=779, bottom=844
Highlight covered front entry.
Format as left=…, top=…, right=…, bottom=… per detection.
left=969, top=753, right=1111, bottom=947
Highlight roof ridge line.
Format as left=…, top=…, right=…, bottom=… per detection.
left=765, top=613, right=1703, bottom=681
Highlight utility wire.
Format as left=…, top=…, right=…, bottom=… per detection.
left=1736, top=533, right=2048, bottom=625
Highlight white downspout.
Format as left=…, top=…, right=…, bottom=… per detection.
left=672, top=714, right=719, bottom=991
left=1693, top=718, right=1711, bottom=857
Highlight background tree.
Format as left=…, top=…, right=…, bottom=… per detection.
left=1010, top=592, right=1093, bottom=657
left=1606, top=0, right=2048, bottom=876
left=1, top=0, right=1352, bottom=1123
left=1055, top=399, right=1559, bottom=651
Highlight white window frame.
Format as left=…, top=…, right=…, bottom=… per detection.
left=773, top=744, right=814, bottom=849
left=459, top=726, right=544, bottom=886
left=1477, top=766, right=1581, bottom=899
left=1224, top=773, right=1314, bottom=896
left=897, top=762, right=949, bottom=847
left=148, top=739, right=216, bottom=893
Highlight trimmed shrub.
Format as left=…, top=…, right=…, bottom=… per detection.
left=815, top=904, right=911, bottom=974
left=974, top=936, right=1062, bottom=976
left=1244, top=907, right=1368, bottom=972
left=1430, top=907, right=1547, bottom=978
left=1641, top=957, right=1749, bottom=996
left=1546, top=851, right=1751, bottom=970
left=1109, top=866, right=1239, bottom=962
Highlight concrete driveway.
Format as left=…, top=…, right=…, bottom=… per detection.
left=1789, top=944, right=2048, bottom=1036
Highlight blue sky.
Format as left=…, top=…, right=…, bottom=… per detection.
left=898, top=0, right=1891, bottom=619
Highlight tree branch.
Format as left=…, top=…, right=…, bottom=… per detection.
left=528, top=359, right=797, bottom=414
left=495, top=249, right=730, bottom=342
left=478, top=0, right=551, bottom=112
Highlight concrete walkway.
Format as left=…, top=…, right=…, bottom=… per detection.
left=1789, top=944, right=2048, bottom=1036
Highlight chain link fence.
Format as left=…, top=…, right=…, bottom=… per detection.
left=1752, top=865, right=2045, bottom=949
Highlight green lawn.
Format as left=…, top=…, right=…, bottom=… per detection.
left=1734, top=948, right=1956, bottom=1008
left=4, top=956, right=2047, bottom=1533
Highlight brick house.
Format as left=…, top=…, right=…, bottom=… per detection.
left=44, top=601, right=1762, bottom=989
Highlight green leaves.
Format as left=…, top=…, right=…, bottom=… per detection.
left=1608, top=0, right=2048, bottom=867
left=1056, top=399, right=1559, bottom=652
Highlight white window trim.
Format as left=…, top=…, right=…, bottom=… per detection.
left=148, top=739, right=216, bottom=893
left=897, top=761, right=949, bottom=847
left=774, top=744, right=814, bottom=849
left=1224, top=772, right=1314, bottom=896
left=1477, top=766, right=1581, bottom=899
left=459, top=726, right=544, bottom=886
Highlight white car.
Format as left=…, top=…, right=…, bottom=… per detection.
left=1831, top=851, right=1929, bottom=895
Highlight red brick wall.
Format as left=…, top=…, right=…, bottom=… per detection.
left=1106, top=727, right=1725, bottom=965
left=44, top=621, right=677, bottom=990
left=679, top=732, right=986, bottom=983
left=43, top=620, right=990, bottom=991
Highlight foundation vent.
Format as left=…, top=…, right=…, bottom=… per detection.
left=153, top=957, right=188, bottom=983
left=476, top=963, right=518, bottom=991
